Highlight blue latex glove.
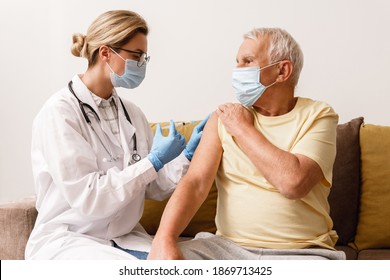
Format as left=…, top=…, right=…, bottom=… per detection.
left=184, top=114, right=210, bottom=161
left=147, top=120, right=186, bottom=171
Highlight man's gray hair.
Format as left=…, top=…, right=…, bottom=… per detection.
left=244, top=28, right=304, bottom=87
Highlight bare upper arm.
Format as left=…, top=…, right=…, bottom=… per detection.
left=185, top=112, right=222, bottom=191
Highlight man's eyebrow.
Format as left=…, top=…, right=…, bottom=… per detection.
left=237, top=54, right=256, bottom=61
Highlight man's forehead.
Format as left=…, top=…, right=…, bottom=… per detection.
left=238, top=36, right=269, bottom=58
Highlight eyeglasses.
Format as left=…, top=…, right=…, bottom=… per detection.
left=112, top=47, right=150, bottom=67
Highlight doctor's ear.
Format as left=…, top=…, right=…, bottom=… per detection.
left=276, top=60, right=293, bottom=83
left=99, top=45, right=111, bottom=62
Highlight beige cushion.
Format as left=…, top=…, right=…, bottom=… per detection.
left=140, top=121, right=217, bottom=237
left=0, top=197, right=37, bottom=260
left=353, top=124, right=390, bottom=250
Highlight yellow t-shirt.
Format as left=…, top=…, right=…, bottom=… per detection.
left=215, top=97, right=339, bottom=250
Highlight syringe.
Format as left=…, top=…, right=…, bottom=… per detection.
left=161, top=121, right=197, bottom=129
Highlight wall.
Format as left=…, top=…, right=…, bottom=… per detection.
left=0, top=0, right=389, bottom=202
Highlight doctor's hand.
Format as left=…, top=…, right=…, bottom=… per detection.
left=216, top=103, right=254, bottom=137
left=148, top=120, right=186, bottom=172
left=183, top=114, right=210, bottom=161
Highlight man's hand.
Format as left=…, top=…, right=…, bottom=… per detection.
left=216, top=103, right=254, bottom=137
left=148, top=236, right=184, bottom=260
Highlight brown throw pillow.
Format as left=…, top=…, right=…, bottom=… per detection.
left=329, top=117, right=364, bottom=245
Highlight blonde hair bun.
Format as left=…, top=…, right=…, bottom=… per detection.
left=71, top=33, right=87, bottom=57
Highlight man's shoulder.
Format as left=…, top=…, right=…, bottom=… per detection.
left=297, top=97, right=337, bottom=117
left=298, top=97, right=331, bottom=108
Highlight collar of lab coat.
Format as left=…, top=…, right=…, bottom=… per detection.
left=70, top=75, right=136, bottom=153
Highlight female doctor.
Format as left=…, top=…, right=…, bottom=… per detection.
left=26, top=10, right=206, bottom=259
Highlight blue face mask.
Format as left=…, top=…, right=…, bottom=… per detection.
left=107, top=49, right=146, bottom=89
left=232, top=61, right=280, bottom=107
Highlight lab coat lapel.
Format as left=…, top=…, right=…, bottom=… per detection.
left=117, top=97, right=136, bottom=166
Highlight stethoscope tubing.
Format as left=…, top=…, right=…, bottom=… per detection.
left=68, top=81, right=140, bottom=163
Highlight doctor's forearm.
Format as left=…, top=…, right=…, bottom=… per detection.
left=145, top=153, right=190, bottom=200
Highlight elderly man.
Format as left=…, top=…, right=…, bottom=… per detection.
left=148, top=28, right=345, bottom=260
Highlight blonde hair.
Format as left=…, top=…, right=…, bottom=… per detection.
left=71, top=10, right=148, bottom=66
left=244, top=28, right=304, bottom=87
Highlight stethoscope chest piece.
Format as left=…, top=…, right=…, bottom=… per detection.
left=132, top=153, right=141, bottom=162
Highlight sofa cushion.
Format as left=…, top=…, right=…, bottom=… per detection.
left=335, top=245, right=358, bottom=260
left=353, top=124, right=390, bottom=250
left=358, top=249, right=390, bottom=260
left=0, top=197, right=37, bottom=260
left=140, top=121, right=217, bottom=237
left=329, top=117, right=363, bottom=245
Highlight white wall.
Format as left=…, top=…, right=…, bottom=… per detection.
left=1, top=0, right=389, bottom=203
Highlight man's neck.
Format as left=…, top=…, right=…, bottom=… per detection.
left=253, top=87, right=297, bottom=116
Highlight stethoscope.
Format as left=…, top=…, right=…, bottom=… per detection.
left=68, top=81, right=141, bottom=164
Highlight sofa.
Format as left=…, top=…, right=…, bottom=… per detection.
left=1, top=117, right=390, bottom=260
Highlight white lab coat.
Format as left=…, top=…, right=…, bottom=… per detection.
left=26, top=75, right=189, bottom=259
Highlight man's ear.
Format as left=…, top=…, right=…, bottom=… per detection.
left=99, top=45, right=111, bottom=62
left=276, top=60, right=293, bottom=83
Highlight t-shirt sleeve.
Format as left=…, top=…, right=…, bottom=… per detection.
left=291, top=106, right=339, bottom=187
